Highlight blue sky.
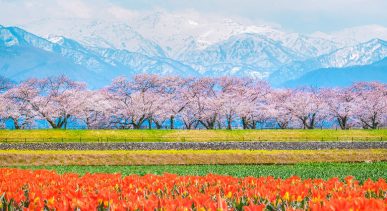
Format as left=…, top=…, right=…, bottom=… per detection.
left=1, top=0, right=387, bottom=33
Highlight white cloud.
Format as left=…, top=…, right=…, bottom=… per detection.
left=107, top=5, right=139, bottom=20
left=0, top=0, right=386, bottom=33
left=56, top=0, right=93, bottom=19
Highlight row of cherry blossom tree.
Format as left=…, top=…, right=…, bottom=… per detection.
left=0, top=74, right=386, bottom=130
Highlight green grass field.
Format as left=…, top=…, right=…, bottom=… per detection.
left=9, top=162, right=387, bottom=181
left=0, top=129, right=385, bottom=142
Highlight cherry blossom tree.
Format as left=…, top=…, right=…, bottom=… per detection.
left=0, top=92, right=35, bottom=129
left=107, top=76, right=160, bottom=129
left=143, top=75, right=188, bottom=129
left=74, top=90, right=112, bottom=129
left=0, top=74, right=384, bottom=130
left=178, top=103, right=200, bottom=129
left=218, top=93, right=240, bottom=129
left=286, top=88, right=327, bottom=129
left=183, top=77, right=220, bottom=129
left=150, top=95, right=172, bottom=129
left=217, top=77, right=245, bottom=129
left=322, top=88, right=356, bottom=129
left=8, top=76, right=86, bottom=129
left=159, top=76, right=189, bottom=129
left=351, top=82, right=387, bottom=129
left=236, top=80, right=271, bottom=129
left=269, top=89, right=294, bottom=129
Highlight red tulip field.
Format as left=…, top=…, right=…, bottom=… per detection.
left=1, top=168, right=387, bottom=210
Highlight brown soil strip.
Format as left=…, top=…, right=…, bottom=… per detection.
left=1, top=150, right=386, bottom=166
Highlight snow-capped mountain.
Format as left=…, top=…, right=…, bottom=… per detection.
left=319, top=38, right=387, bottom=67
left=0, top=26, right=198, bottom=88
left=17, top=15, right=344, bottom=80
left=129, top=11, right=342, bottom=58
left=180, top=33, right=303, bottom=77
left=281, top=33, right=341, bottom=58
left=20, top=12, right=343, bottom=59
left=0, top=25, right=122, bottom=86
left=283, top=57, right=387, bottom=87
left=270, top=38, right=387, bottom=85
left=2, top=11, right=387, bottom=88
left=22, top=19, right=166, bottom=57
left=90, top=48, right=198, bottom=76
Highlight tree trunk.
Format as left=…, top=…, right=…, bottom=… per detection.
left=207, top=120, right=215, bottom=129
left=251, top=120, right=256, bottom=129
left=242, top=117, right=248, bottom=129
left=184, top=122, right=191, bottom=130
left=300, top=117, right=307, bottom=129
left=277, top=121, right=288, bottom=129
left=46, top=118, right=59, bottom=129
left=170, top=115, right=175, bottom=129
left=337, top=116, right=348, bottom=130
left=12, top=118, right=20, bottom=130
left=227, top=117, right=232, bottom=130
left=155, top=121, right=163, bottom=129
left=64, top=118, right=68, bottom=129
left=371, top=113, right=379, bottom=129
left=148, top=118, right=152, bottom=129
left=193, top=121, right=200, bottom=129
left=300, top=115, right=315, bottom=129
left=217, top=121, right=222, bottom=129
left=132, top=116, right=146, bottom=129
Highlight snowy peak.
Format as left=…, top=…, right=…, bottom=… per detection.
left=47, top=35, right=88, bottom=52
left=319, top=38, right=387, bottom=68
left=20, top=13, right=379, bottom=62
left=0, top=26, right=56, bottom=51
left=2, top=13, right=387, bottom=88
left=269, top=37, right=387, bottom=85
left=281, top=33, right=341, bottom=58
left=219, top=33, right=302, bottom=64
left=47, top=35, right=67, bottom=45
left=0, top=26, right=22, bottom=47
left=0, top=26, right=203, bottom=87
left=193, top=20, right=284, bottom=51
left=178, top=33, right=305, bottom=78
left=363, top=38, right=387, bottom=46
left=21, top=19, right=166, bottom=57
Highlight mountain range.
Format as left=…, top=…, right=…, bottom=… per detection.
left=1, top=12, right=387, bottom=88
left=283, top=57, right=387, bottom=87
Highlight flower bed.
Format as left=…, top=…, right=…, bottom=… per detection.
left=1, top=168, right=386, bottom=210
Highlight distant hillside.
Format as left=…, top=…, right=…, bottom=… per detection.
left=0, top=26, right=197, bottom=88
left=283, top=57, right=387, bottom=88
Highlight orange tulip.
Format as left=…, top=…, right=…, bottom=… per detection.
left=0, top=168, right=387, bottom=210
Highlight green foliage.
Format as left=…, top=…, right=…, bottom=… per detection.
left=10, top=162, right=387, bottom=182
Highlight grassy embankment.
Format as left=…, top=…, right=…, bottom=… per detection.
left=0, top=129, right=385, bottom=142
left=8, top=162, right=387, bottom=182
left=1, top=149, right=387, bottom=165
